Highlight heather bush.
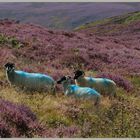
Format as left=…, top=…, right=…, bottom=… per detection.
left=0, top=99, right=45, bottom=138
left=59, top=49, right=89, bottom=70
left=96, top=73, right=133, bottom=92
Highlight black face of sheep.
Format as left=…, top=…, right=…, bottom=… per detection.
left=74, top=70, right=85, bottom=79
left=57, top=76, right=71, bottom=84
left=4, top=62, right=15, bottom=73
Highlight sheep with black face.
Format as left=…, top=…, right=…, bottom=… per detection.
left=4, top=62, right=55, bottom=94
left=74, top=70, right=116, bottom=97
left=57, top=75, right=101, bottom=105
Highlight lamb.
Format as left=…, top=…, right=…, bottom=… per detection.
left=74, top=70, right=116, bottom=97
left=4, top=62, right=55, bottom=94
left=57, top=75, right=101, bottom=105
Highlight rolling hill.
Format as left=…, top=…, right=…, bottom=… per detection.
left=0, top=3, right=140, bottom=29
left=75, top=11, right=140, bottom=35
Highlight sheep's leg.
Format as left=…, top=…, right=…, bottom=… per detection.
left=113, top=85, right=117, bottom=97
left=9, top=82, right=12, bottom=87
left=114, top=92, right=117, bottom=98
left=112, top=90, right=117, bottom=98
left=109, top=92, right=114, bottom=99
left=94, top=96, right=100, bottom=106
left=109, top=85, right=117, bottom=99
left=44, top=83, right=55, bottom=95
left=43, top=85, right=51, bottom=94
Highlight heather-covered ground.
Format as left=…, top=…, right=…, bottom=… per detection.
left=0, top=11, right=140, bottom=137
left=0, top=13, right=140, bottom=75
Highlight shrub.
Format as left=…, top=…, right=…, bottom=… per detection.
left=0, top=99, right=45, bottom=137
left=0, top=34, right=23, bottom=49
left=59, top=51, right=88, bottom=70
left=0, top=34, right=8, bottom=44
left=96, top=73, right=133, bottom=92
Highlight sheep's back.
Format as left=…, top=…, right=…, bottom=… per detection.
left=15, top=71, right=54, bottom=81
left=15, top=71, right=54, bottom=90
left=85, top=77, right=115, bottom=87
left=70, top=85, right=100, bottom=97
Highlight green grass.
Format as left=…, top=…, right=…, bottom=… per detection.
left=75, top=11, right=140, bottom=31
left=0, top=34, right=23, bottom=49
left=74, top=18, right=110, bottom=31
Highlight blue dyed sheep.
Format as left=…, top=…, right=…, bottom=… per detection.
left=57, top=76, right=101, bottom=105
left=74, top=70, right=116, bottom=97
left=4, top=62, right=55, bottom=94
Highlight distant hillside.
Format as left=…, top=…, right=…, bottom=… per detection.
left=0, top=3, right=140, bottom=30
left=75, top=11, right=140, bottom=35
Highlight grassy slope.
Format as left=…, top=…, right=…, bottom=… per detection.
left=0, top=70, right=140, bottom=137
left=75, top=11, right=140, bottom=33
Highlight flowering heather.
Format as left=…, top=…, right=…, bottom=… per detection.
left=0, top=19, right=139, bottom=75
left=96, top=73, right=133, bottom=92
left=0, top=99, right=45, bottom=138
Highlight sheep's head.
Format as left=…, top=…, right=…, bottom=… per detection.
left=4, top=62, right=15, bottom=73
left=57, top=76, right=71, bottom=84
left=74, top=70, right=85, bottom=79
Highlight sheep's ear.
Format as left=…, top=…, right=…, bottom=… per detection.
left=78, top=70, right=85, bottom=75
left=11, top=65, right=15, bottom=70
left=66, top=75, right=71, bottom=78
left=11, top=63, right=15, bottom=68
left=57, top=80, right=61, bottom=84
left=4, top=64, right=7, bottom=68
left=57, top=76, right=66, bottom=84
left=4, top=63, right=10, bottom=68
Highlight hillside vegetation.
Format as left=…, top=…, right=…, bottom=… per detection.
left=0, top=11, right=140, bottom=137
left=75, top=11, right=140, bottom=35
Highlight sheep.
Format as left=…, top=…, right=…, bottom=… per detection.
left=57, top=75, right=101, bottom=106
left=4, top=62, right=55, bottom=94
left=74, top=70, right=116, bottom=97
